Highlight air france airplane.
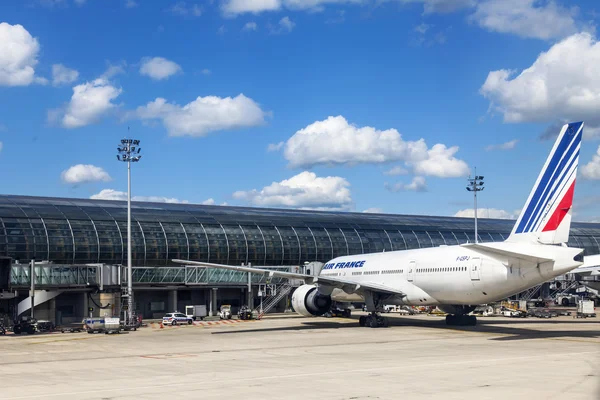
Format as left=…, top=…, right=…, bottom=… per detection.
left=174, top=121, right=585, bottom=328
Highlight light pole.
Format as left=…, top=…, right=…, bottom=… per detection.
left=466, top=169, right=484, bottom=244
left=117, top=138, right=141, bottom=326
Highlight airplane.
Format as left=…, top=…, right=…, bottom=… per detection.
left=173, top=121, right=585, bottom=328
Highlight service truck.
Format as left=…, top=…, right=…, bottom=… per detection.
left=185, top=305, right=207, bottom=321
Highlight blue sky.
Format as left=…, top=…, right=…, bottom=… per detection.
left=1, top=0, right=600, bottom=221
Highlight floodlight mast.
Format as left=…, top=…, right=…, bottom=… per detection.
left=117, top=137, right=142, bottom=326
left=466, top=168, right=484, bottom=244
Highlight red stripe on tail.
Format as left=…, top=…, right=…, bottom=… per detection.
left=542, top=180, right=575, bottom=232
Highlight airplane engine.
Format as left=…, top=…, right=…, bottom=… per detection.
left=291, top=284, right=332, bottom=317
left=438, top=305, right=477, bottom=316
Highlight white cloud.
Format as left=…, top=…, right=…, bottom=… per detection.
left=384, top=166, right=408, bottom=176
left=221, top=0, right=282, bottom=15
left=0, top=22, right=43, bottom=86
left=0, top=142, right=3, bottom=152
left=414, top=23, right=431, bottom=34
left=485, top=139, right=518, bottom=151
left=61, top=164, right=112, bottom=185
left=363, top=207, right=383, bottom=213
left=134, top=94, right=268, bottom=137
left=201, top=68, right=211, bottom=75
left=139, top=57, right=182, bottom=80
left=59, top=78, right=122, bottom=128
left=277, top=16, right=295, bottom=32
left=101, top=61, right=127, bottom=79
left=243, top=21, right=258, bottom=31
left=221, top=0, right=365, bottom=16
left=74, top=0, right=86, bottom=5
left=421, top=0, right=475, bottom=14
left=480, top=33, right=600, bottom=136
left=233, top=171, right=352, bottom=210
left=51, top=63, right=79, bottom=86
left=91, top=189, right=189, bottom=204
left=168, top=2, right=202, bottom=16
left=385, top=176, right=427, bottom=192
left=581, top=145, right=600, bottom=180
left=202, top=198, right=216, bottom=205
left=469, top=0, right=580, bottom=40
left=283, top=116, right=469, bottom=178
left=267, top=141, right=284, bottom=152
left=125, top=0, right=138, bottom=8
left=454, top=208, right=517, bottom=219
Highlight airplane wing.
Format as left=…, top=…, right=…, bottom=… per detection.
left=460, top=243, right=553, bottom=263
left=171, top=259, right=405, bottom=296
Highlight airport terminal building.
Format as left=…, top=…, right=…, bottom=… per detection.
left=1, top=194, right=600, bottom=322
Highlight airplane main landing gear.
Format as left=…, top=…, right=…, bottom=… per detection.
left=359, top=313, right=389, bottom=328
left=446, top=314, right=477, bottom=326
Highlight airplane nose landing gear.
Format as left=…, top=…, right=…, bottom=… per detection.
left=445, top=314, right=477, bottom=326
left=359, top=313, right=389, bottom=328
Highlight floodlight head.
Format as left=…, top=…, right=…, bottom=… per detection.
left=479, top=181, right=484, bottom=186
left=466, top=187, right=472, bottom=191
left=117, top=155, right=121, bottom=161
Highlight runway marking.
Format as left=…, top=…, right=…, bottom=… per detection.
left=26, top=337, right=95, bottom=345
left=4, top=349, right=600, bottom=399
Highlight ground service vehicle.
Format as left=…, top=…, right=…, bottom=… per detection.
left=185, top=305, right=207, bottom=321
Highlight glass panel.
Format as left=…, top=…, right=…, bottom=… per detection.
left=294, top=227, right=317, bottom=263
left=240, top=225, right=265, bottom=265
left=260, top=226, right=283, bottom=265
left=69, top=219, right=98, bottom=264
left=139, top=222, right=167, bottom=266
left=385, top=230, right=406, bottom=251
left=203, top=224, right=228, bottom=264
left=355, top=229, right=376, bottom=253
left=488, top=232, right=505, bottom=243
left=574, top=235, right=597, bottom=256
left=223, top=225, right=247, bottom=265
left=3, top=218, right=35, bottom=262
left=342, top=228, right=363, bottom=255
left=117, top=221, right=145, bottom=266
left=183, top=224, right=209, bottom=262
left=440, top=231, right=459, bottom=246
left=400, top=231, right=419, bottom=250
left=414, top=231, right=433, bottom=248
left=43, top=219, right=73, bottom=263
left=327, top=228, right=348, bottom=258
left=310, top=227, right=333, bottom=262
left=426, top=231, right=446, bottom=247
left=277, top=226, right=300, bottom=265
left=162, top=222, right=188, bottom=262
left=94, top=220, right=123, bottom=265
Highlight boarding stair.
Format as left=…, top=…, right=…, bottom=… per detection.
left=519, top=284, right=543, bottom=301
left=254, top=283, right=293, bottom=319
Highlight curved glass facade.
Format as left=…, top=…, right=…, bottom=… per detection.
left=1, top=195, right=599, bottom=266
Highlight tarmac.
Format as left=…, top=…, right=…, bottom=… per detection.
left=0, top=312, right=599, bottom=400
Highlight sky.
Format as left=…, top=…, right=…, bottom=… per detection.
left=1, top=0, right=600, bottom=221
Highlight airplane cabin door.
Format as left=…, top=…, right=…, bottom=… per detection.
left=470, top=257, right=481, bottom=281
left=408, top=260, right=416, bottom=282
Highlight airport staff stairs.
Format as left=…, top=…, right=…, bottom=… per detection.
left=255, top=283, right=293, bottom=319
left=17, top=290, right=61, bottom=316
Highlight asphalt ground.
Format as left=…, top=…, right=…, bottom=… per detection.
left=0, top=312, right=599, bottom=400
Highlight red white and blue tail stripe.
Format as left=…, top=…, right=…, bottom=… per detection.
left=507, top=122, right=583, bottom=245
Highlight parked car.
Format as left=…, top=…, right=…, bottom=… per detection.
left=162, top=312, right=193, bottom=326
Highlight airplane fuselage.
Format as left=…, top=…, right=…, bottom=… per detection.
left=320, top=243, right=583, bottom=306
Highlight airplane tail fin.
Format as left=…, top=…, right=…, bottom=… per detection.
left=506, top=121, right=583, bottom=245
